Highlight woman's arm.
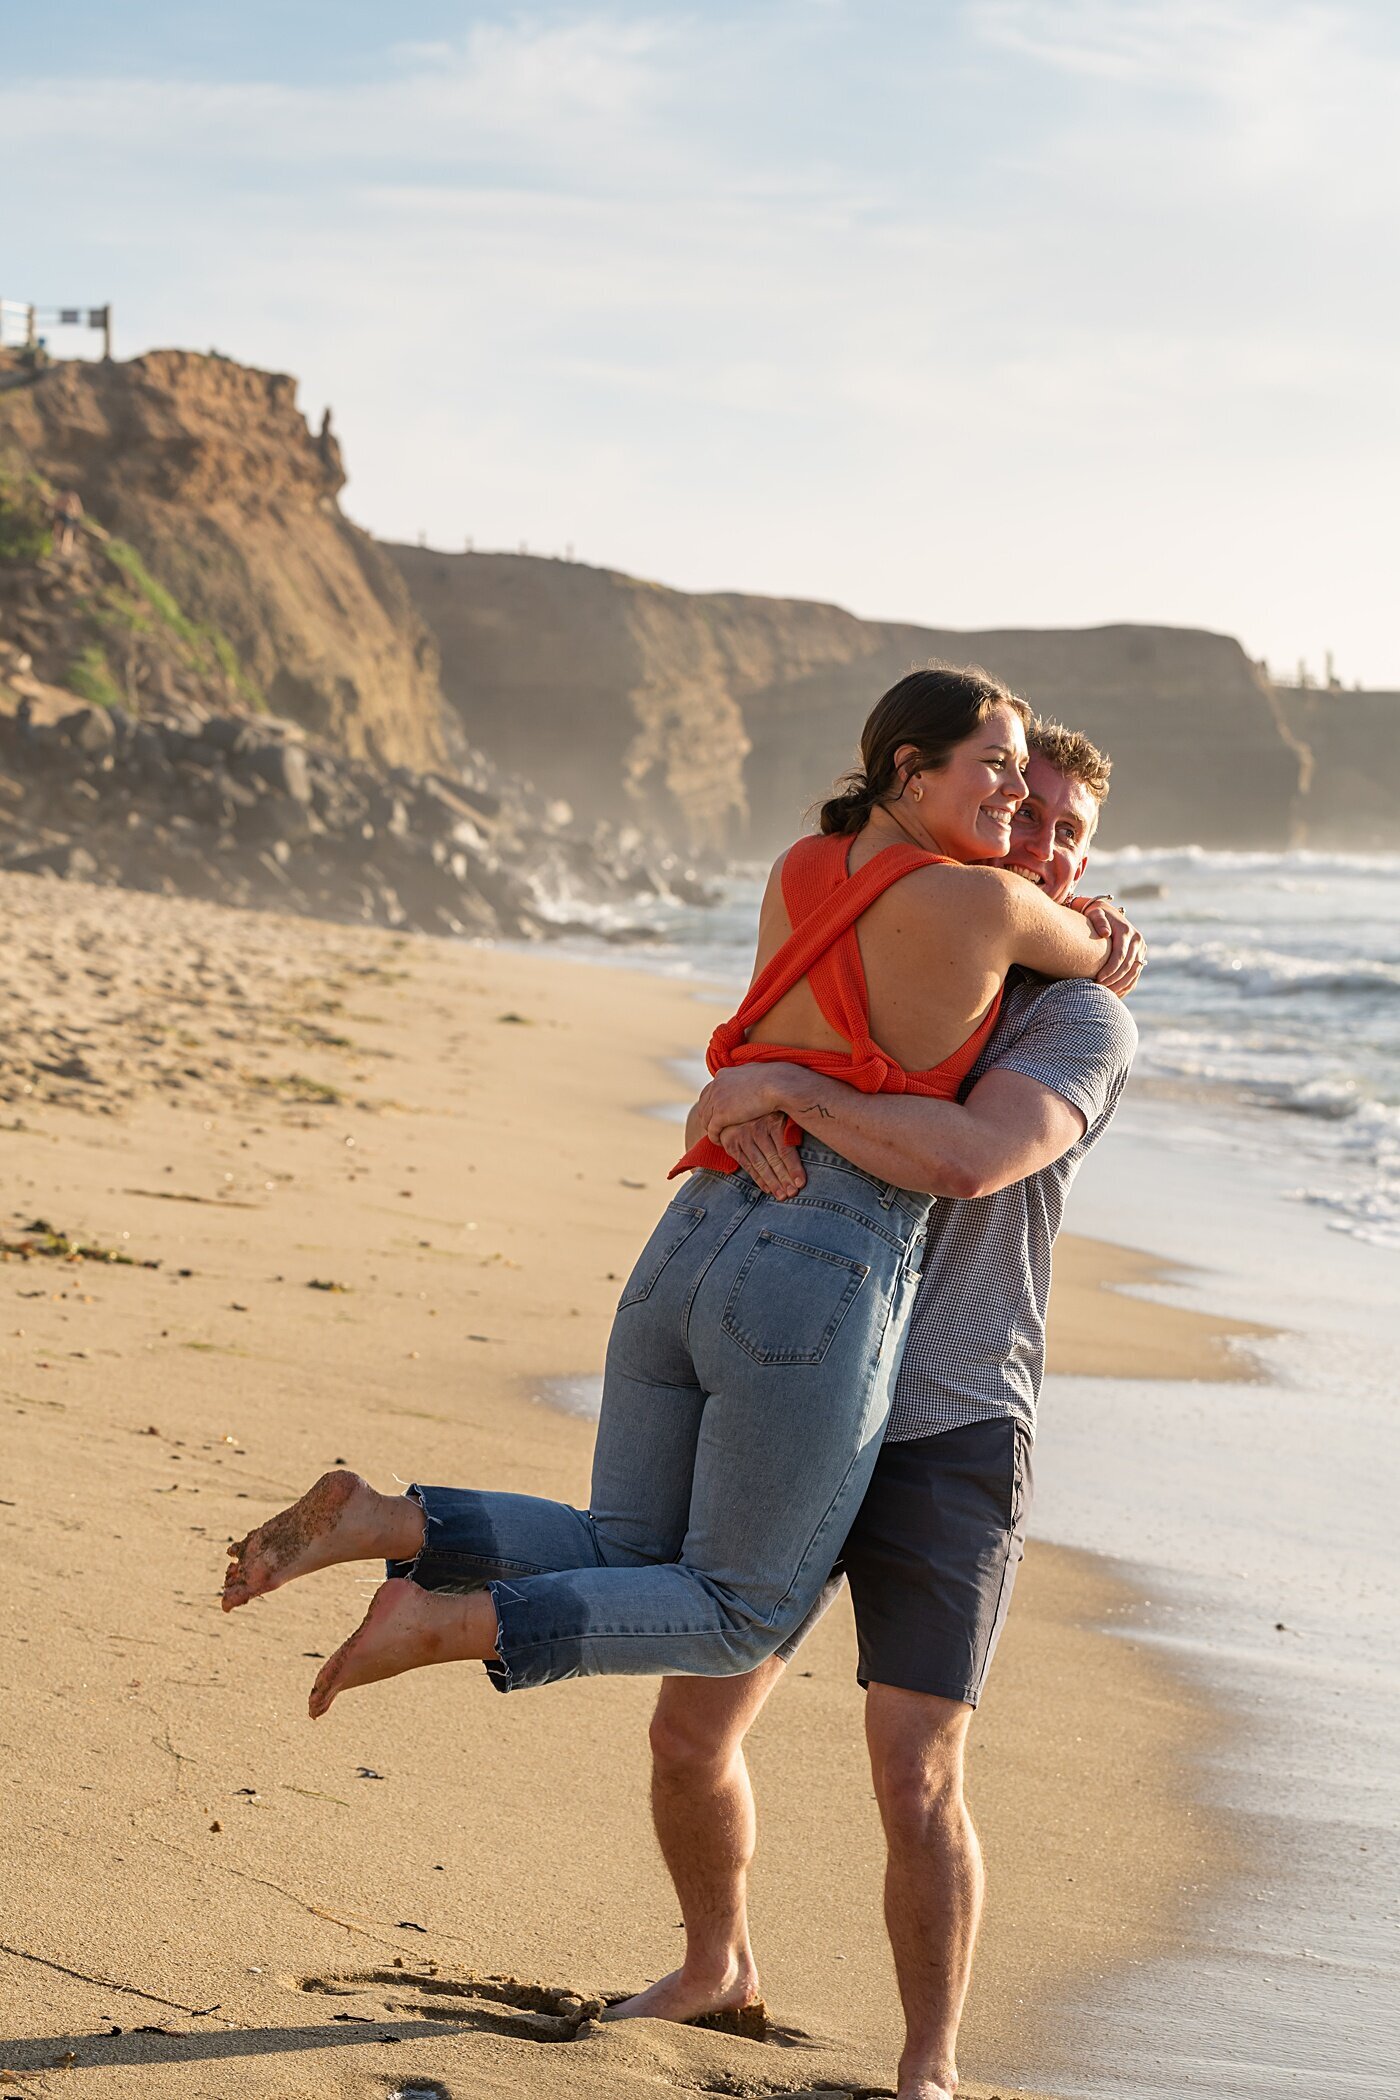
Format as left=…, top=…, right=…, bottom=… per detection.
left=980, top=867, right=1113, bottom=981
left=715, top=1067, right=1087, bottom=1199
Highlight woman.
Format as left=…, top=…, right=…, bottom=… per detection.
left=223, top=667, right=1113, bottom=1715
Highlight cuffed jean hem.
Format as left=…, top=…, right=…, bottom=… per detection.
left=486, top=1574, right=806, bottom=1692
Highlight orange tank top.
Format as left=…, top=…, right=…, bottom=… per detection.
left=670, top=831, right=1004, bottom=1178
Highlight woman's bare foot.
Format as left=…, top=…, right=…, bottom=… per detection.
left=222, top=1470, right=422, bottom=1612
left=603, top=1960, right=764, bottom=2033
left=308, top=1578, right=497, bottom=1718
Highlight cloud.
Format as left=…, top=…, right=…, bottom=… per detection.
left=0, top=14, right=680, bottom=182
left=973, top=0, right=1400, bottom=193
left=4, top=2, right=1398, bottom=678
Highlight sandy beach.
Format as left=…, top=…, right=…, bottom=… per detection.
left=0, top=872, right=1256, bottom=2100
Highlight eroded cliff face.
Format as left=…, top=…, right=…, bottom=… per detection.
left=1273, top=688, right=1400, bottom=851
left=740, top=618, right=1310, bottom=854
left=390, top=547, right=1309, bottom=851
left=387, top=547, right=760, bottom=850
left=0, top=352, right=1347, bottom=856
left=0, top=351, right=449, bottom=770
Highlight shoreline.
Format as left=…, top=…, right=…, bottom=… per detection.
left=0, top=876, right=1257, bottom=2100
left=1025, top=1098, right=1400, bottom=2100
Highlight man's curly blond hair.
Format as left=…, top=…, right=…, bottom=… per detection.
left=1027, top=717, right=1111, bottom=804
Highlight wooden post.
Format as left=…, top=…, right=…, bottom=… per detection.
left=25, top=304, right=36, bottom=349
left=101, top=306, right=112, bottom=359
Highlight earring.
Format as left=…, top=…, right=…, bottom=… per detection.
left=912, top=780, right=923, bottom=802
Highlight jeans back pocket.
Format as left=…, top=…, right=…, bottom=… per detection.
left=721, top=1229, right=870, bottom=1366
left=618, top=1202, right=707, bottom=1309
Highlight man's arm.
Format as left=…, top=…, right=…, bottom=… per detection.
left=699, top=1061, right=1085, bottom=1200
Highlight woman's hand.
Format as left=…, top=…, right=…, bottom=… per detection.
left=698, top=1063, right=798, bottom=1141
left=719, top=1112, right=807, bottom=1199
left=1075, top=897, right=1146, bottom=997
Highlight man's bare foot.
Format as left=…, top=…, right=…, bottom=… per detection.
left=603, top=1960, right=764, bottom=2034
left=898, top=2066, right=957, bottom=2099
left=309, top=1578, right=491, bottom=1718
left=222, top=1470, right=422, bottom=1612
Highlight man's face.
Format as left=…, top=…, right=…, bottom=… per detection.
left=999, top=755, right=1098, bottom=904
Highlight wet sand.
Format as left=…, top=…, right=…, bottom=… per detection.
left=0, top=872, right=1245, bottom=2099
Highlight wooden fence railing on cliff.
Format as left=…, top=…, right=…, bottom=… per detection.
left=0, top=301, right=112, bottom=360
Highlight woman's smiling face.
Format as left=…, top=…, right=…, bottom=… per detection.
left=905, top=701, right=1030, bottom=862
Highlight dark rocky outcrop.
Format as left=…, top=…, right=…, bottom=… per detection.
left=389, top=548, right=1312, bottom=852
left=0, top=681, right=713, bottom=939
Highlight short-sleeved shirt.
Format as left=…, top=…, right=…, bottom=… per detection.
left=886, top=975, right=1137, bottom=1444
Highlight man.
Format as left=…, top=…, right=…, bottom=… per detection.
left=607, top=720, right=1142, bottom=2100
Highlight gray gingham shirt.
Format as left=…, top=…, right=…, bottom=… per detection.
left=886, top=974, right=1138, bottom=1443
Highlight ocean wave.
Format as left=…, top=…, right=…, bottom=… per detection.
left=1243, top=1077, right=1400, bottom=1132
left=1093, top=845, right=1400, bottom=878
left=1291, top=1183, right=1400, bottom=1250
left=1259, top=1076, right=1368, bottom=1121
left=1147, top=938, right=1400, bottom=999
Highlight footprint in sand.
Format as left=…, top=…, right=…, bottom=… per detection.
left=291, top=1968, right=864, bottom=2092
left=297, top=1968, right=605, bottom=2044
left=293, top=1963, right=796, bottom=2042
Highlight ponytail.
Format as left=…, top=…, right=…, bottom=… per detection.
left=818, top=777, right=880, bottom=836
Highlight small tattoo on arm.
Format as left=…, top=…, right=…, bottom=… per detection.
left=804, top=1099, right=834, bottom=1121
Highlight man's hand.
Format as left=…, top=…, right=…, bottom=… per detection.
left=1076, top=897, right=1145, bottom=997
left=718, top=1111, right=807, bottom=1199
left=697, top=1062, right=803, bottom=1141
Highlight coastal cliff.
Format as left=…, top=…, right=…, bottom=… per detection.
left=0, top=352, right=712, bottom=932
left=1, top=349, right=1387, bottom=874
left=1274, top=687, right=1400, bottom=851
left=389, top=547, right=1311, bottom=852
left=0, top=349, right=449, bottom=770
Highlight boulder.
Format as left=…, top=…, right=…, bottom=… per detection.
left=5, top=840, right=100, bottom=880
left=244, top=739, right=312, bottom=804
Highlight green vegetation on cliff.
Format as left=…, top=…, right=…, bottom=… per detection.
left=0, top=468, right=53, bottom=564
left=0, top=452, right=266, bottom=719
left=0, top=349, right=449, bottom=768
left=100, top=538, right=264, bottom=710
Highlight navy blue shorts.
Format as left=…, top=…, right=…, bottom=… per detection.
left=784, top=1416, right=1032, bottom=1707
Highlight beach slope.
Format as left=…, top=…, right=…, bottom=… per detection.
left=0, top=876, right=1235, bottom=2098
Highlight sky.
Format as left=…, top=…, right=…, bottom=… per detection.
left=5, top=1, right=1398, bottom=685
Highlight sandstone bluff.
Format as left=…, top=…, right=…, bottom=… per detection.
left=389, top=546, right=1328, bottom=855
left=0, top=348, right=709, bottom=934
left=1, top=347, right=1392, bottom=939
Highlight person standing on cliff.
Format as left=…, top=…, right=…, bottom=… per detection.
left=605, top=721, right=1141, bottom=2100
left=51, top=488, right=82, bottom=559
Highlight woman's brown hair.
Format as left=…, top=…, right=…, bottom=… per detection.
left=818, top=664, right=1030, bottom=837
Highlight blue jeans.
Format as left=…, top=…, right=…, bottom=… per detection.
left=389, top=1145, right=932, bottom=1690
